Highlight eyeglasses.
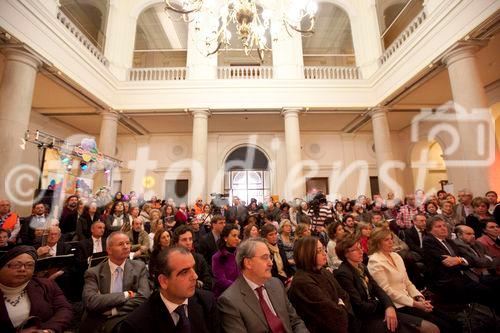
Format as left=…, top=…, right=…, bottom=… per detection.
left=252, top=254, right=274, bottom=262
left=7, top=262, right=35, bottom=270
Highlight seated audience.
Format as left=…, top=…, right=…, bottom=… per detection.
left=81, top=231, right=150, bottom=333
left=356, top=222, right=373, bottom=262
left=76, top=200, right=100, bottom=241
left=105, top=201, right=129, bottom=235
left=35, top=226, right=70, bottom=258
left=0, top=228, right=14, bottom=251
left=335, top=236, right=419, bottom=333
left=148, top=208, right=162, bottom=234
left=78, top=221, right=107, bottom=262
left=218, top=238, right=308, bottom=333
left=368, top=227, right=453, bottom=333
left=326, top=221, right=346, bottom=270
left=278, top=219, right=295, bottom=267
left=173, top=225, right=212, bottom=290
left=212, top=224, right=240, bottom=298
left=295, top=223, right=312, bottom=240
left=243, top=222, right=259, bottom=240
left=439, top=200, right=463, bottom=233
left=199, top=215, right=225, bottom=269
left=423, top=216, right=499, bottom=313
left=120, top=246, right=220, bottom=333
left=403, top=214, right=427, bottom=257
left=260, top=224, right=293, bottom=285
left=0, top=199, right=20, bottom=243
left=343, top=214, right=356, bottom=234
left=149, top=229, right=172, bottom=283
left=288, top=236, right=352, bottom=332
left=20, top=202, right=48, bottom=245
left=189, top=215, right=206, bottom=252
left=476, top=219, right=500, bottom=258
left=126, top=218, right=150, bottom=260
left=466, top=197, right=493, bottom=238
left=0, top=246, right=73, bottom=333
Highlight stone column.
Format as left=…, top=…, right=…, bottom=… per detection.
left=190, top=109, right=210, bottom=202
left=282, top=108, right=305, bottom=199
left=0, top=47, right=42, bottom=199
left=370, top=107, right=397, bottom=197
left=441, top=42, right=490, bottom=195
left=95, top=109, right=119, bottom=189
left=98, top=109, right=119, bottom=156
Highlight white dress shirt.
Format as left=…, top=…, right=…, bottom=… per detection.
left=48, top=244, right=57, bottom=257
left=160, top=292, right=189, bottom=325
left=242, top=275, right=277, bottom=316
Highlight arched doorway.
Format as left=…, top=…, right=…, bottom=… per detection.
left=224, top=146, right=270, bottom=204
left=410, top=140, right=448, bottom=193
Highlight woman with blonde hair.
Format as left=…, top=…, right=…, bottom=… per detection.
left=368, top=228, right=455, bottom=333
left=278, top=219, right=295, bottom=267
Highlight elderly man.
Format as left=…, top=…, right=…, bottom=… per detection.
left=81, top=231, right=150, bottom=333
left=423, top=216, right=498, bottom=310
left=0, top=199, right=20, bottom=243
left=36, top=226, right=70, bottom=258
left=454, top=225, right=499, bottom=279
left=455, top=189, right=473, bottom=221
left=120, top=246, right=220, bottom=333
left=126, top=218, right=150, bottom=259
left=218, top=238, right=308, bottom=333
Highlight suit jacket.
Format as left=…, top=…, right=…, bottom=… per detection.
left=335, top=262, right=394, bottom=318
left=229, top=205, right=248, bottom=224
left=403, top=226, right=425, bottom=256
left=0, top=277, right=73, bottom=333
left=36, top=239, right=71, bottom=258
left=218, top=276, right=308, bottom=333
left=199, top=232, right=218, bottom=268
left=453, top=238, right=494, bottom=270
left=120, top=289, right=220, bottom=333
left=288, top=269, right=351, bottom=333
left=78, top=237, right=107, bottom=263
left=194, top=252, right=213, bottom=291
left=80, top=258, right=151, bottom=333
left=422, top=235, right=471, bottom=291
left=367, top=251, right=422, bottom=308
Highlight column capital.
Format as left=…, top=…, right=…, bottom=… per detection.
left=441, top=41, right=486, bottom=67
left=188, top=108, right=211, bottom=118
left=1, top=45, right=43, bottom=71
left=100, top=109, right=120, bottom=120
left=281, top=107, right=303, bottom=117
left=368, top=106, right=389, bottom=118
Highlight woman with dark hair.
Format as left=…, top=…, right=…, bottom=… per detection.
left=288, top=236, right=352, bottom=333
left=466, top=197, right=493, bottom=238
left=212, top=224, right=240, bottom=298
left=334, top=236, right=418, bottom=333
left=334, top=201, right=345, bottom=222
left=104, top=201, right=129, bottom=235
left=148, top=229, right=172, bottom=283
left=260, top=224, right=293, bottom=285
left=76, top=200, right=100, bottom=240
left=114, top=191, right=123, bottom=202
left=243, top=222, right=259, bottom=240
left=326, top=221, right=346, bottom=270
left=368, top=228, right=455, bottom=333
left=0, top=246, right=73, bottom=332
left=424, top=202, right=439, bottom=219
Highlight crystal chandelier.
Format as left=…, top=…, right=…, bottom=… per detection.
left=164, top=0, right=318, bottom=61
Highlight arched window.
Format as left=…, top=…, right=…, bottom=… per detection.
left=224, top=146, right=270, bottom=204
left=60, top=0, right=109, bottom=51
left=302, top=2, right=355, bottom=67
left=133, top=3, right=188, bottom=68
left=376, top=0, right=424, bottom=49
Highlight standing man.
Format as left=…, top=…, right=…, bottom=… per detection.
left=0, top=199, right=20, bottom=243
left=396, top=195, right=420, bottom=230
left=218, top=238, right=309, bottom=333
left=81, top=231, right=150, bottom=333
left=199, top=215, right=226, bottom=269
left=120, top=246, right=220, bottom=333
left=229, top=196, right=248, bottom=226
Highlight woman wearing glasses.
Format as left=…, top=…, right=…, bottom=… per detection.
left=0, top=246, right=73, bottom=332
left=288, top=236, right=352, bottom=333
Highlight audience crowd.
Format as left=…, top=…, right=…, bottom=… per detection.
left=0, top=187, right=499, bottom=332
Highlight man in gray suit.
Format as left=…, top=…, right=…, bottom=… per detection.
left=218, top=238, right=308, bottom=333
left=81, top=231, right=150, bottom=333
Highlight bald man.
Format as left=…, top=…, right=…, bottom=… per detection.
left=454, top=225, right=499, bottom=276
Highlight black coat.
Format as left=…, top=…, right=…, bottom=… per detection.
left=270, top=246, right=294, bottom=283
left=77, top=237, right=107, bottom=264
left=403, top=226, right=426, bottom=256
left=199, top=232, right=217, bottom=268
left=119, top=289, right=220, bottom=333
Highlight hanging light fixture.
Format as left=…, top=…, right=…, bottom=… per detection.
left=163, top=0, right=317, bottom=61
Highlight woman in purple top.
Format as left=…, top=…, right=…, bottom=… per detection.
left=211, top=224, right=241, bottom=298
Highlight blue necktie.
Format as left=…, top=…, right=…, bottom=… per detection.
left=174, top=304, right=190, bottom=333
left=112, top=267, right=123, bottom=293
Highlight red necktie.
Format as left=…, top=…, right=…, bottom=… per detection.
left=255, top=286, right=286, bottom=333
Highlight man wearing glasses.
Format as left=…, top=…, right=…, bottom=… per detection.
left=218, top=238, right=308, bottom=333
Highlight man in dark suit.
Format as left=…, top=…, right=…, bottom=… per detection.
left=81, top=231, right=150, bottom=333
left=35, top=226, right=70, bottom=257
left=20, top=202, right=48, bottom=246
left=228, top=196, right=248, bottom=226
left=78, top=220, right=107, bottom=263
left=218, top=238, right=308, bottom=333
left=198, top=215, right=225, bottom=268
left=120, top=246, right=220, bottom=333
left=423, top=216, right=498, bottom=310
left=404, top=213, right=427, bottom=257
